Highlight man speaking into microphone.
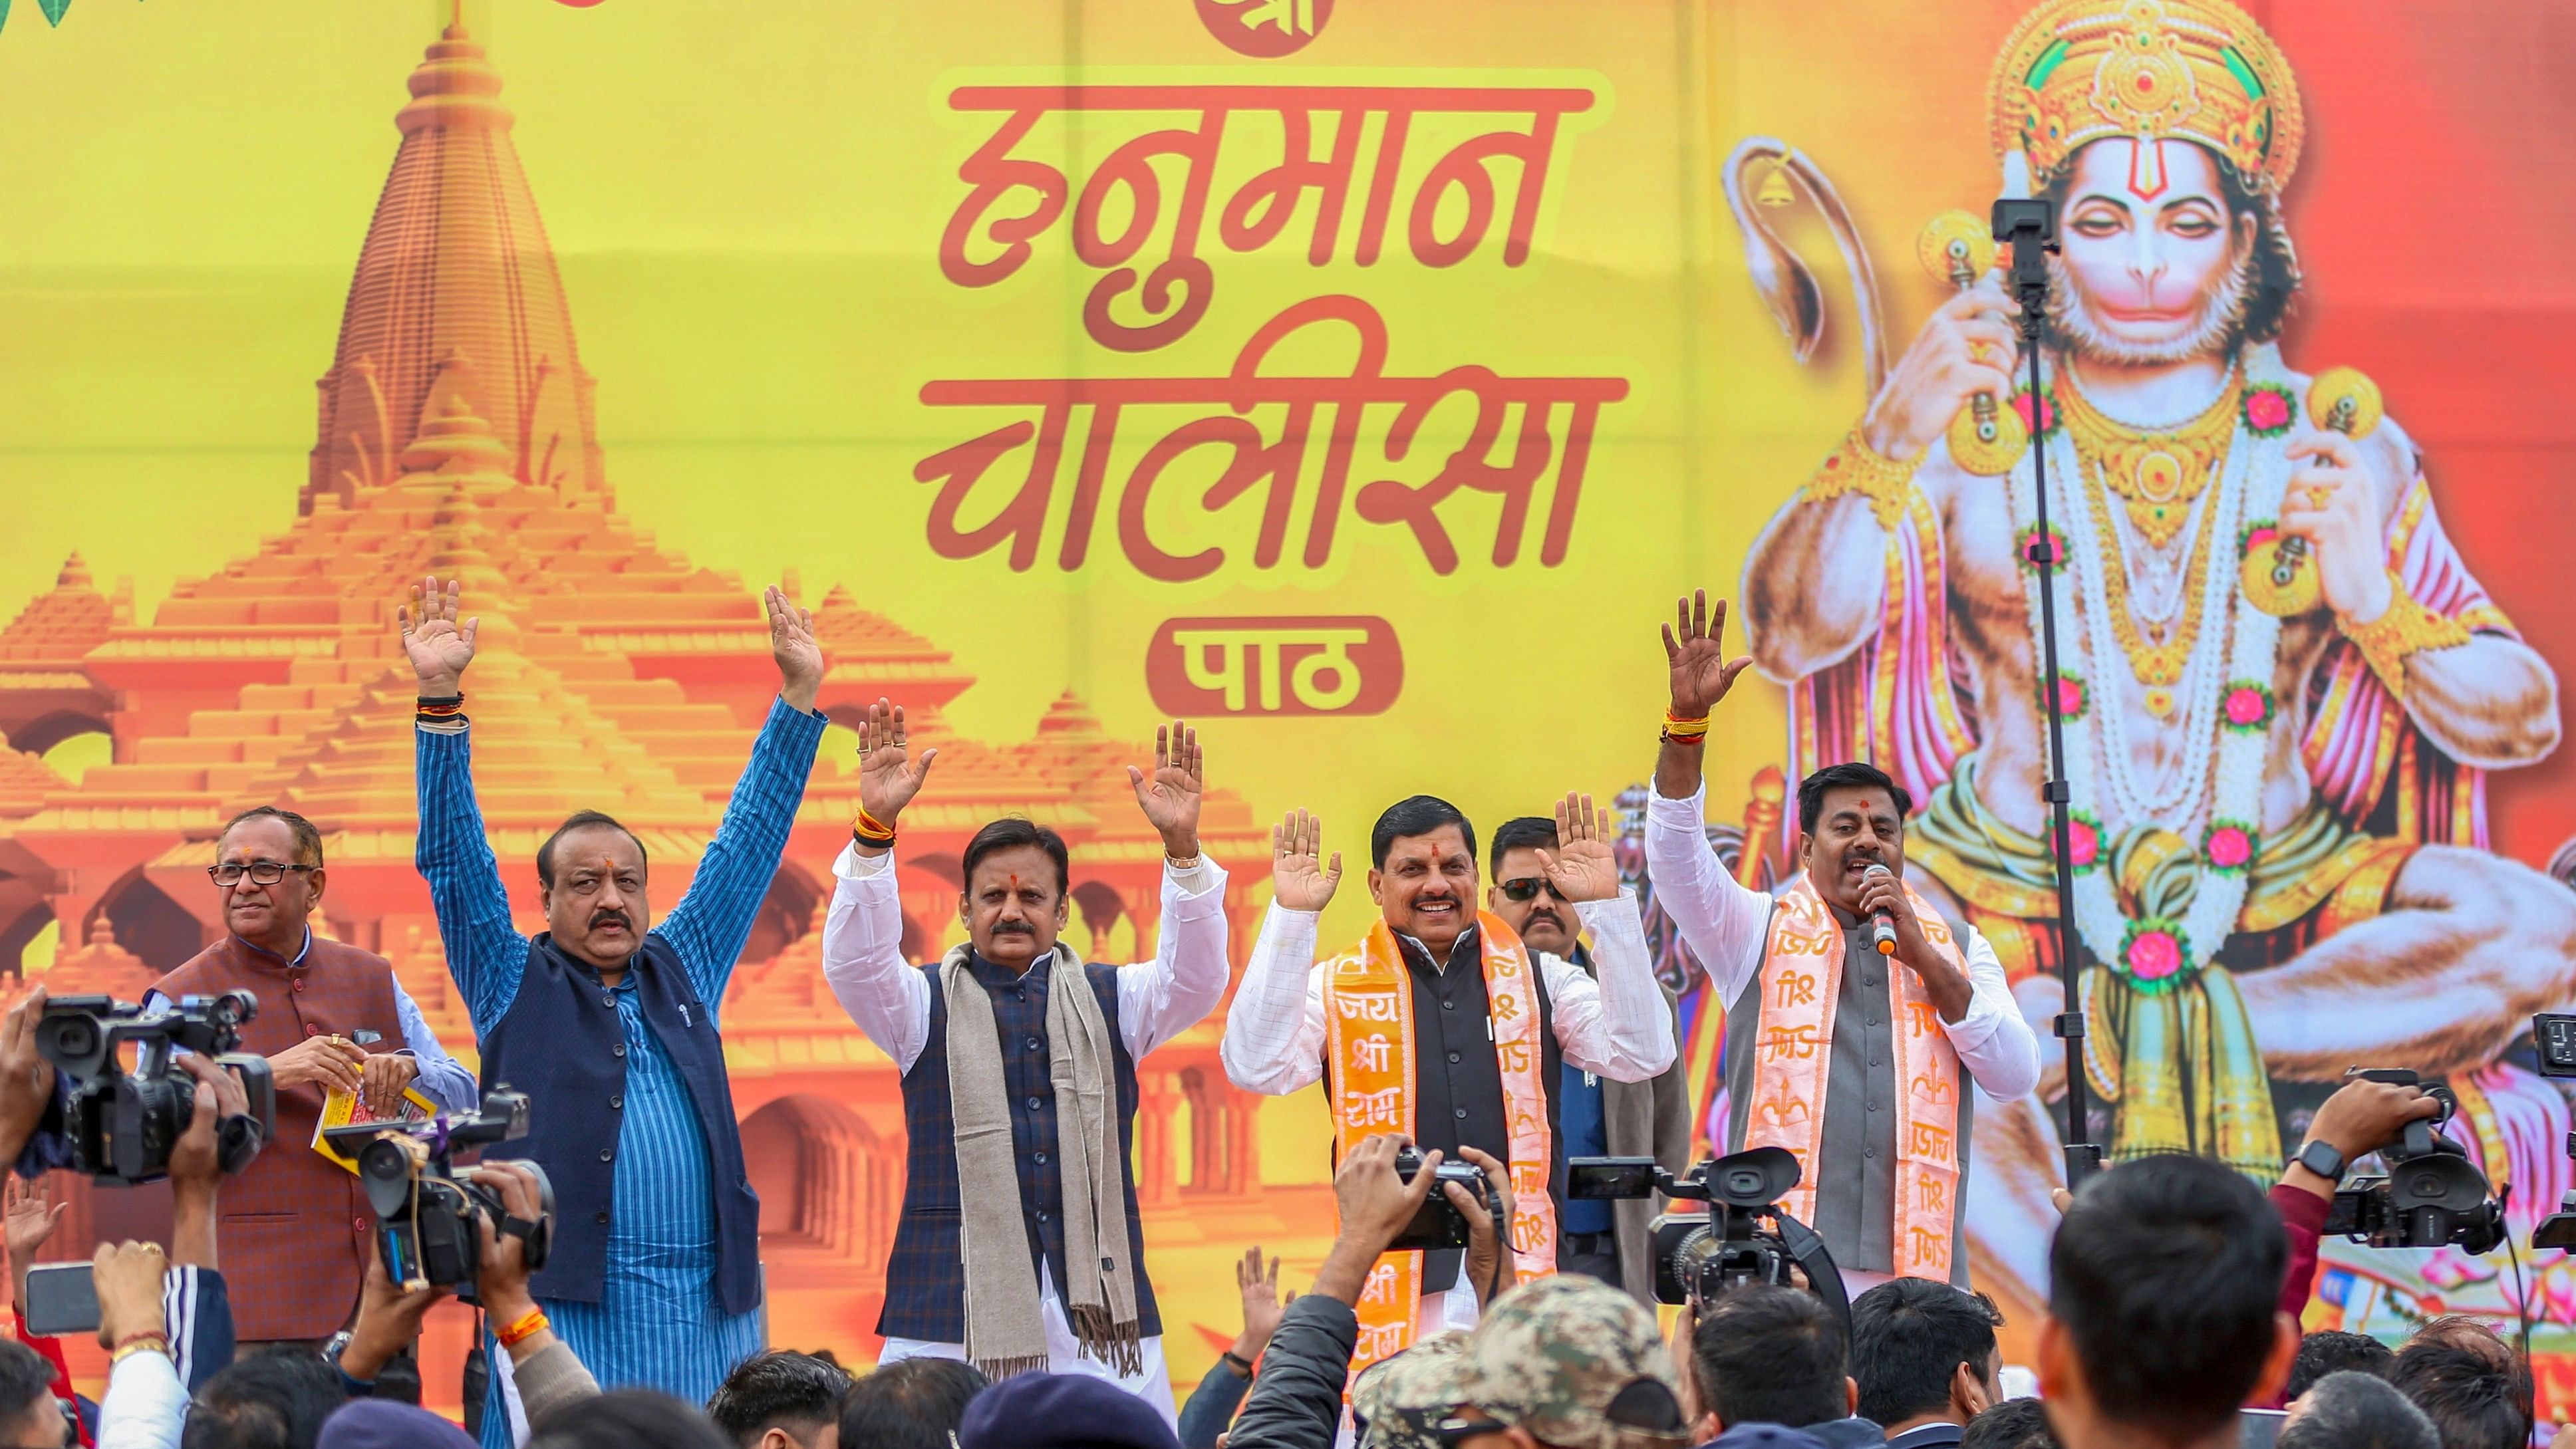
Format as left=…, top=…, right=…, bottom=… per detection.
left=1642, top=592, right=2039, bottom=1291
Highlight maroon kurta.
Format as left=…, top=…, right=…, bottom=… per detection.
left=155, top=932, right=406, bottom=1341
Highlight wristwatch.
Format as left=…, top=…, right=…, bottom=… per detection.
left=2294, top=1138, right=2347, bottom=1184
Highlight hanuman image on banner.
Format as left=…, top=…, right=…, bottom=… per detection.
left=1722, top=0, right=2574, bottom=1318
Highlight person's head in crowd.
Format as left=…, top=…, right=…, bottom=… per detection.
left=182, top=1348, right=347, bottom=1449
left=1370, top=795, right=1481, bottom=962
left=1852, top=1277, right=2006, bottom=1434
left=840, top=1360, right=991, bottom=1449
left=956, top=1372, right=1179, bottom=1449
left=1352, top=1276, right=1689, bottom=1448
left=1687, top=1284, right=1855, bottom=1440
left=316, top=1400, right=476, bottom=1449
left=529, top=1390, right=733, bottom=1449
left=707, top=1351, right=853, bottom=1449
left=2041, top=1153, right=2295, bottom=1449
left=1487, top=817, right=1579, bottom=958
left=2384, top=1318, right=2532, bottom=1449
left=1961, top=1399, right=2061, bottom=1449
left=0, top=1341, right=64, bottom=1449
left=2287, top=1331, right=2396, bottom=1402
left=2277, top=1373, right=2438, bottom=1449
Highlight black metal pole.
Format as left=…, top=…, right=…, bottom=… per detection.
left=2013, top=249, right=2104, bottom=1192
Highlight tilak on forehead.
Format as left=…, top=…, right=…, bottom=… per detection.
left=1989, top=0, right=2303, bottom=201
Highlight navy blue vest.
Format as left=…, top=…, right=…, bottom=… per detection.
left=878, top=950, right=1159, bottom=1343
left=480, top=934, right=763, bottom=1314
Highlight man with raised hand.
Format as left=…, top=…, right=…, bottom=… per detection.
left=818, top=701, right=1230, bottom=1424
left=1645, top=591, right=2039, bottom=1293
left=1222, top=792, right=1673, bottom=1380
left=404, top=575, right=828, bottom=1443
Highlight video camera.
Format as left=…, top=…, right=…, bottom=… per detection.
left=1389, top=1146, right=1504, bottom=1252
left=322, top=1086, right=553, bottom=1295
left=2525, top=1016, right=2576, bottom=1250
left=36, top=992, right=275, bottom=1186
left=2319, top=1069, right=2504, bottom=1253
left=1570, top=1146, right=1850, bottom=1338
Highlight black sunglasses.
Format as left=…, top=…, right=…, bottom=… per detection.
left=1498, top=876, right=1565, bottom=904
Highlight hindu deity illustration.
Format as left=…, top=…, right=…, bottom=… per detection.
left=1721, top=0, right=2575, bottom=1317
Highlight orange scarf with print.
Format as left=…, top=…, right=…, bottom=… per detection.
left=1324, top=913, right=1557, bottom=1376
left=1745, top=876, right=1965, bottom=1280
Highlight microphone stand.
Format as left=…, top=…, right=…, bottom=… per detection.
left=1992, top=198, right=2104, bottom=1191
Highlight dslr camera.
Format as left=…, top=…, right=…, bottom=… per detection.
left=1388, top=1146, right=1504, bottom=1251
left=36, top=992, right=275, bottom=1186
left=2525, top=1015, right=2576, bottom=1250
left=1570, top=1146, right=1850, bottom=1337
left=323, top=1087, right=554, bottom=1295
left=2319, top=1069, right=2504, bottom=1253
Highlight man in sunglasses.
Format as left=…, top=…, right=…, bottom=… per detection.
left=1487, top=818, right=1692, bottom=1305
left=147, top=805, right=478, bottom=1346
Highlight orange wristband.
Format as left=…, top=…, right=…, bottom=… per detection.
left=496, top=1309, right=549, bottom=1347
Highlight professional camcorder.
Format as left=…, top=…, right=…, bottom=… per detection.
left=2527, top=1015, right=2576, bottom=1250
left=36, top=992, right=274, bottom=1186
left=1569, top=1146, right=1850, bottom=1336
left=2319, top=1069, right=2505, bottom=1253
left=1389, top=1146, right=1504, bottom=1252
left=323, top=1086, right=554, bottom=1294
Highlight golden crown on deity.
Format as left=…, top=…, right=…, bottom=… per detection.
left=1988, top=0, right=2303, bottom=199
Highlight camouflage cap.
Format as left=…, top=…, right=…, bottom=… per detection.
left=1358, top=1278, right=1692, bottom=1449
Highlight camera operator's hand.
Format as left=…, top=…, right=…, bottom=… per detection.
left=91, top=1242, right=168, bottom=1353
left=1447, top=1144, right=1518, bottom=1311
left=268, top=1034, right=365, bottom=1096
left=468, top=1160, right=561, bottom=1363
left=5, top=1174, right=64, bottom=1313
left=1314, top=1134, right=1441, bottom=1306
left=168, top=1056, right=249, bottom=1268
left=341, top=1236, right=443, bottom=1384
left=358, top=1053, right=419, bottom=1119
left=2285, top=1075, right=2444, bottom=1202
left=0, top=986, right=55, bottom=1167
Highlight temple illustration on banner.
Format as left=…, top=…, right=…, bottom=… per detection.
left=0, top=19, right=1282, bottom=1357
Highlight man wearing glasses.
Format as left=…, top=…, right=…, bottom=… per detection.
left=1485, top=816, right=1693, bottom=1305
left=149, top=805, right=478, bottom=1345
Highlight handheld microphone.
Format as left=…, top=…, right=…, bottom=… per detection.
left=1863, top=862, right=1898, bottom=956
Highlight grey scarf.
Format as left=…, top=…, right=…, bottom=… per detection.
left=940, top=943, right=1141, bottom=1379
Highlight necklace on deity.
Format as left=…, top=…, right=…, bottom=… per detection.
left=2059, top=368, right=2243, bottom=720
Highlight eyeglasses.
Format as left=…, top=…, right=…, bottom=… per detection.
left=208, top=862, right=317, bottom=887
left=1498, top=877, right=1565, bottom=904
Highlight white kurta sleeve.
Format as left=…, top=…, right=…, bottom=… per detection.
left=1115, top=859, right=1234, bottom=1059
left=1548, top=889, right=1677, bottom=1082
left=1220, top=900, right=1329, bottom=1095
left=819, top=841, right=936, bottom=1073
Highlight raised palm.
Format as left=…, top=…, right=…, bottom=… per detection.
left=1662, top=589, right=1753, bottom=718
left=764, top=585, right=826, bottom=702
left=1126, top=720, right=1204, bottom=855
left=398, top=576, right=479, bottom=692
left=3, top=1175, right=59, bottom=1265
left=1540, top=792, right=1619, bottom=903
left=855, top=698, right=938, bottom=826
left=1271, top=809, right=1342, bottom=912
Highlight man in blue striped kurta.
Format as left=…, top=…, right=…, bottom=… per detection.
left=402, top=575, right=829, bottom=1446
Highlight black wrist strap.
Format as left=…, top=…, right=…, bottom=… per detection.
left=1220, top=1349, right=1254, bottom=1377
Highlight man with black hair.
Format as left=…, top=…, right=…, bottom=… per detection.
left=180, top=1349, right=345, bottom=1449
left=1852, top=1278, right=2005, bottom=1449
left=2040, top=1152, right=2297, bottom=1449
left=406, top=576, right=828, bottom=1442
left=0, top=1340, right=65, bottom=1449
left=1222, top=791, right=1673, bottom=1369
left=2279, top=1373, right=2437, bottom=1449
left=2287, top=1332, right=2395, bottom=1402
left=1685, top=1285, right=1864, bottom=1448
left=1961, top=1400, right=2059, bottom=1449
left=1487, top=815, right=1693, bottom=1301
left=706, top=1351, right=850, bottom=1449
left=819, top=702, right=1230, bottom=1420
left=2384, top=1319, right=2532, bottom=1449
left=838, top=1361, right=990, bottom=1449
left=1645, top=593, right=2039, bottom=1291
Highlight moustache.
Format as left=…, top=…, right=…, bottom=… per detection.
left=990, top=920, right=1038, bottom=936
left=589, top=911, right=631, bottom=931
